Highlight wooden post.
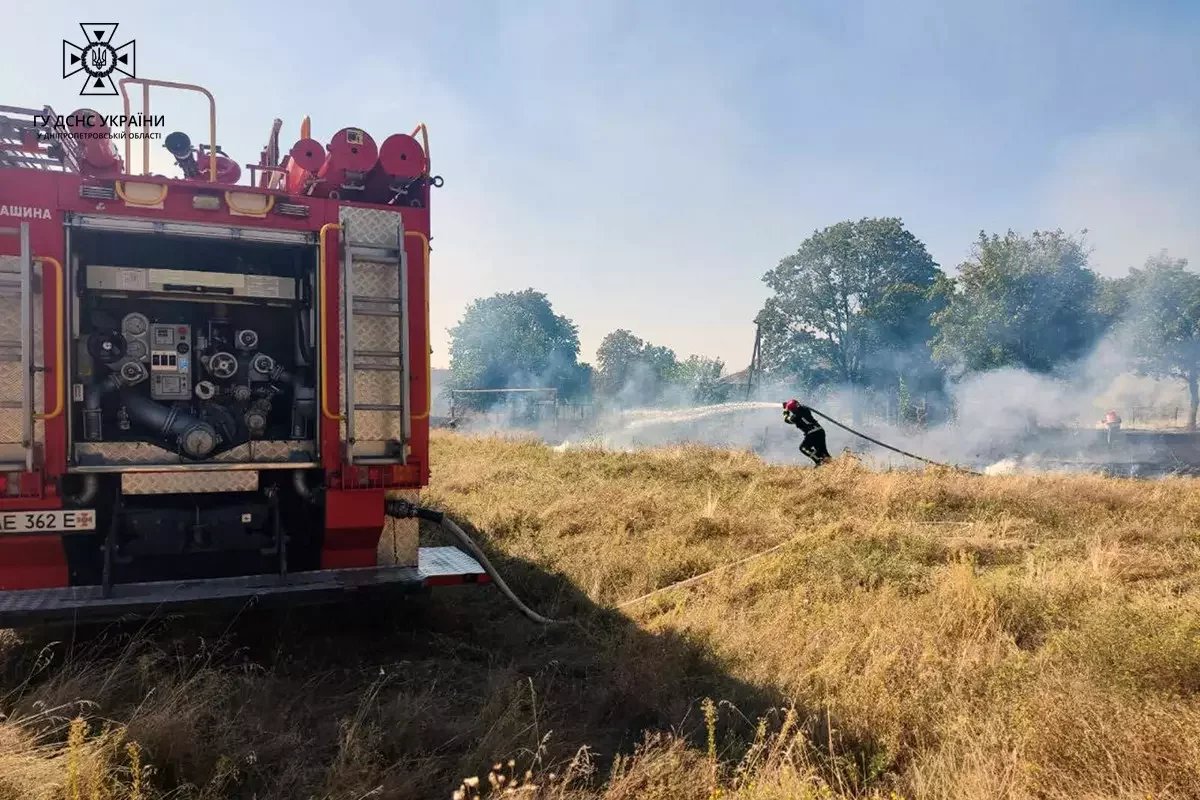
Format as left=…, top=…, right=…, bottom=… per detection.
left=746, top=321, right=762, bottom=401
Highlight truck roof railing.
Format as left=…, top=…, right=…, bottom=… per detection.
left=0, top=105, right=80, bottom=172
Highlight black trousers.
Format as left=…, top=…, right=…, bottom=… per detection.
left=799, top=429, right=832, bottom=465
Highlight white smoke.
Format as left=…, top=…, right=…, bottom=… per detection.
left=448, top=328, right=1199, bottom=479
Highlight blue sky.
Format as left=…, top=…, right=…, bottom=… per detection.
left=6, top=1, right=1199, bottom=371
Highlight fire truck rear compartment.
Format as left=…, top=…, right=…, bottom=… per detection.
left=70, top=230, right=317, bottom=463
left=62, top=228, right=328, bottom=586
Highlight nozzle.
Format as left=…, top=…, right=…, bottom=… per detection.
left=164, top=131, right=191, bottom=159
left=164, top=131, right=198, bottom=177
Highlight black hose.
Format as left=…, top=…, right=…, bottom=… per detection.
left=385, top=499, right=566, bottom=626
left=809, top=407, right=982, bottom=476
left=119, top=391, right=219, bottom=459
left=84, top=374, right=122, bottom=412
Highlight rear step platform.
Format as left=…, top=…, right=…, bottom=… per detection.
left=0, top=546, right=488, bottom=628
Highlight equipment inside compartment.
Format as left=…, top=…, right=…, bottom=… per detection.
left=71, top=232, right=318, bottom=460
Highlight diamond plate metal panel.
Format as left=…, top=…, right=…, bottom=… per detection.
left=75, top=442, right=176, bottom=464
left=417, top=546, right=486, bottom=579
left=355, top=411, right=403, bottom=442
left=352, top=260, right=400, bottom=298
left=336, top=265, right=406, bottom=450
left=339, top=206, right=406, bottom=248
left=353, top=309, right=401, bottom=352
left=75, top=440, right=314, bottom=466
left=353, top=369, right=404, bottom=406
left=122, top=470, right=260, bottom=494
left=0, top=255, right=44, bottom=453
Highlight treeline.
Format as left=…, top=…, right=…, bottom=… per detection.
left=446, top=217, right=1200, bottom=424
left=444, top=289, right=732, bottom=409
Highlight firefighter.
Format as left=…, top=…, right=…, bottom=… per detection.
left=783, top=399, right=833, bottom=466
left=1103, top=409, right=1122, bottom=447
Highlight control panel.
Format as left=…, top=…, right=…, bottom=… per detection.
left=149, top=323, right=192, bottom=400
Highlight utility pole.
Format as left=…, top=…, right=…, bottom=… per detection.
left=746, top=321, right=762, bottom=400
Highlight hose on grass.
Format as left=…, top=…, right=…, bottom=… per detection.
left=385, top=499, right=567, bottom=626
left=809, top=407, right=983, bottom=476
left=388, top=408, right=980, bottom=625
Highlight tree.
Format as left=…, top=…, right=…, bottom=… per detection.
left=594, top=329, right=681, bottom=405
left=447, top=289, right=590, bottom=408
left=931, top=229, right=1101, bottom=375
left=758, top=217, right=946, bottom=412
left=595, top=329, right=647, bottom=397
left=1122, top=252, right=1200, bottom=429
left=1094, top=274, right=1136, bottom=333
left=674, top=355, right=730, bottom=404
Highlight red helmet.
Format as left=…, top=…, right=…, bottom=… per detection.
left=784, top=399, right=800, bottom=412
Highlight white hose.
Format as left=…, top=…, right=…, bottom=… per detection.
left=435, top=516, right=565, bottom=626
left=384, top=499, right=566, bottom=626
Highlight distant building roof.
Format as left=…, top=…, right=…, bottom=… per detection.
left=720, top=367, right=752, bottom=385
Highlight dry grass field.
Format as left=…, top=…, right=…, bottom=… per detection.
left=3, top=430, right=1200, bottom=799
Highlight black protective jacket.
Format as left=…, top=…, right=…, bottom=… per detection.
left=783, top=404, right=823, bottom=435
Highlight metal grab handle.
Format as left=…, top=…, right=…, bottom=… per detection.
left=399, top=227, right=412, bottom=444
left=318, top=223, right=344, bottom=421
left=32, top=256, right=64, bottom=421
left=18, top=225, right=31, bottom=469
left=343, top=222, right=357, bottom=457
left=404, top=231, right=431, bottom=422
left=410, top=123, right=430, bottom=174
left=119, top=77, right=218, bottom=181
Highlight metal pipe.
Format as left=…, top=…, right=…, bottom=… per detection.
left=84, top=374, right=122, bottom=411
left=410, top=122, right=430, bottom=174
left=32, top=256, right=64, bottom=420
left=119, top=78, right=218, bottom=181
left=292, top=469, right=313, bottom=500
left=66, top=473, right=98, bottom=505
left=142, top=84, right=150, bottom=175
left=118, top=391, right=218, bottom=460
left=317, top=223, right=344, bottom=421
left=19, top=223, right=32, bottom=471
left=404, top=231, right=431, bottom=422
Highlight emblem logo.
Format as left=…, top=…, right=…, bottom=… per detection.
left=62, top=24, right=136, bottom=96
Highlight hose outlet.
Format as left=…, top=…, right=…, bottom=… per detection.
left=384, top=498, right=444, bottom=523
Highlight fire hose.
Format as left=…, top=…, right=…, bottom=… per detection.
left=385, top=407, right=979, bottom=626
left=385, top=499, right=567, bottom=626
left=808, top=407, right=983, bottom=476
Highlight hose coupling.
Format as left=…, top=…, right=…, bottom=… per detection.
left=384, top=498, right=444, bottom=523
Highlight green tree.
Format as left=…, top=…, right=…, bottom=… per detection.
left=595, top=329, right=681, bottom=405
left=931, top=229, right=1101, bottom=374
left=447, top=289, right=589, bottom=409
left=1122, top=252, right=1200, bottom=429
left=758, top=217, right=946, bottom=409
left=595, top=329, right=646, bottom=397
left=674, top=355, right=730, bottom=404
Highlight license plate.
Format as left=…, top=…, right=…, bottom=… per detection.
left=0, top=509, right=97, bottom=534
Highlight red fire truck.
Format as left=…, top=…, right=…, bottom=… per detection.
left=0, top=78, right=487, bottom=626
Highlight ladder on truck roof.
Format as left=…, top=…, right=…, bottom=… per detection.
left=340, top=213, right=412, bottom=465
left=0, top=105, right=81, bottom=172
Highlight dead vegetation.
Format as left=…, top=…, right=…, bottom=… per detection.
left=3, top=429, right=1200, bottom=798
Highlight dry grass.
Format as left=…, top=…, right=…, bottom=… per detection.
left=3, top=429, right=1200, bottom=798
